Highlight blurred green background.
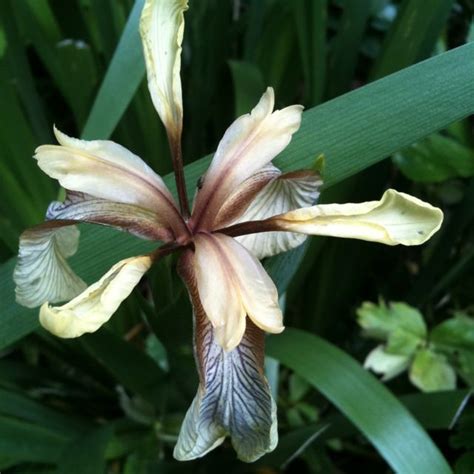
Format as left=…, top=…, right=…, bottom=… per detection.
left=0, top=0, right=473, bottom=472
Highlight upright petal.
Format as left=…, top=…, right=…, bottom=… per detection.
left=227, top=169, right=322, bottom=259
left=40, top=255, right=152, bottom=338
left=14, top=223, right=86, bottom=308
left=36, top=128, right=186, bottom=238
left=193, top=233, right=283, bottom=346
left=140, top=0, right=188, bottom=141
left=268, top=189, right=443, bottom=246
left=175, top=251, right=278, bottom=462
left=191, top=88, right=303, bottom=230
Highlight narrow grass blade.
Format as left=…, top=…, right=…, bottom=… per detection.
left=81, top=0, right=145, bottom=139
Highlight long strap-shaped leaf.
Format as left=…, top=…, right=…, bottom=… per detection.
left=266, top=328, right=451, bottom=474
left=1, top=39, right=474, bottom=348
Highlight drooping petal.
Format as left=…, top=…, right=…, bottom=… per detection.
left=47, top=191, right=174, bottom=242
left=268, top=189, right=443, bottom=246
left=140, top=0, right=188, bottom=141
left=40, top=255, right=152, bottom=338
left=14, top=223, right=86, bottom=308
left=15, top=188, right=176, bottom=309
left=230, top=170, right=322, bottom=258
left=36, top=127, right=186, bottom=237
left=193, top=233, right=283, bottom=347
left=191, top=88, right=303, bottom=230
left=175, top=251, right=278, bottom=462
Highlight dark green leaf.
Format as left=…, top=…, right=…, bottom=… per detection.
left=228, top=60, right=265, bottom=117
left=267, top=328, right=451, bottom=473
left=394, top=133, right=474, bottom=183
left=81, top=0, right=145, bottom=139
left=371, top=0, right=454, bottom=79
left=55, top=425, right=113, bottom=474
left=80, top=328, right=167, bottom=408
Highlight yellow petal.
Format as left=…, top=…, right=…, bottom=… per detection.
left=14, top=224, right=86, bottom=308
left=40, top=255, right=152, bottom=338
left=272, top=189, right=443, bottom=246
left=140, top=0, right=188, bottom=140
left=36, top=128, right=184, bottom=235
left=192, top=88, right=303, bottom=229
left=193, top=233, right=283, bottom=350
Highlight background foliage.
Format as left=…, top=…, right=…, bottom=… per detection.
left=0, top=0, right=473, bottom=472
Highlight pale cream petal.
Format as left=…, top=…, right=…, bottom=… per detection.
left=215, top=235, right=284, bottom=334
left=14, top=224, right=86, bottom=308
left=40, top=256, right=152, bottom=338
left=234, top=170, right=322, bottom=258
left=213, top=311, right=247, bottom=355
left=193, top=234, right=245, bottom=351
left=140, top=0, right=188, bottom=139
left=191, top=88, right=303, bottom=229
left=271, top=189, right=443, bottom=246
left=193, top=233, right=283, bottom=349
left=35, top=128, right=185, bottom=236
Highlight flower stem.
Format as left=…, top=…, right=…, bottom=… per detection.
left=169, top=133, right=190, bottom=219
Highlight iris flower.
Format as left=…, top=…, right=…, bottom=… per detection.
left=14, top=0, right=443, bottom=463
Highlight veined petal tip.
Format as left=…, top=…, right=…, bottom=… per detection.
left=383, top=189, right=444, bottom=245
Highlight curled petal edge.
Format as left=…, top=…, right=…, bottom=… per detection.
left=225, top=189, right=443, bottom=246
left=40, top=255, right=152, bottom=338
left=14, top=223, right=86, bottom=308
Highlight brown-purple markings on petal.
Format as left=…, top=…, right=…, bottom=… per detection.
left=212, top=165, right=281, bottom=229
left=149, top=240, right=186, bottom=262
left=175, top=250, right=276, bottom=461
left=189, top=106, right=274, bottom=231
left=36, top=139, right=189, bottom=240
left=214, top=218, right=283, bottom=239
left=213, top=168, right=321, bottom=231
left=178, top=250, right=265, bottom=380
left=47, top=191, right=175, bottom=242
left=167, top=129, right=191, bottom=220
left=190, top=136, right=257, bottom=230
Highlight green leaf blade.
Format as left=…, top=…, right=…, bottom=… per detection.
left=267, top=328, right=452, bottom=474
